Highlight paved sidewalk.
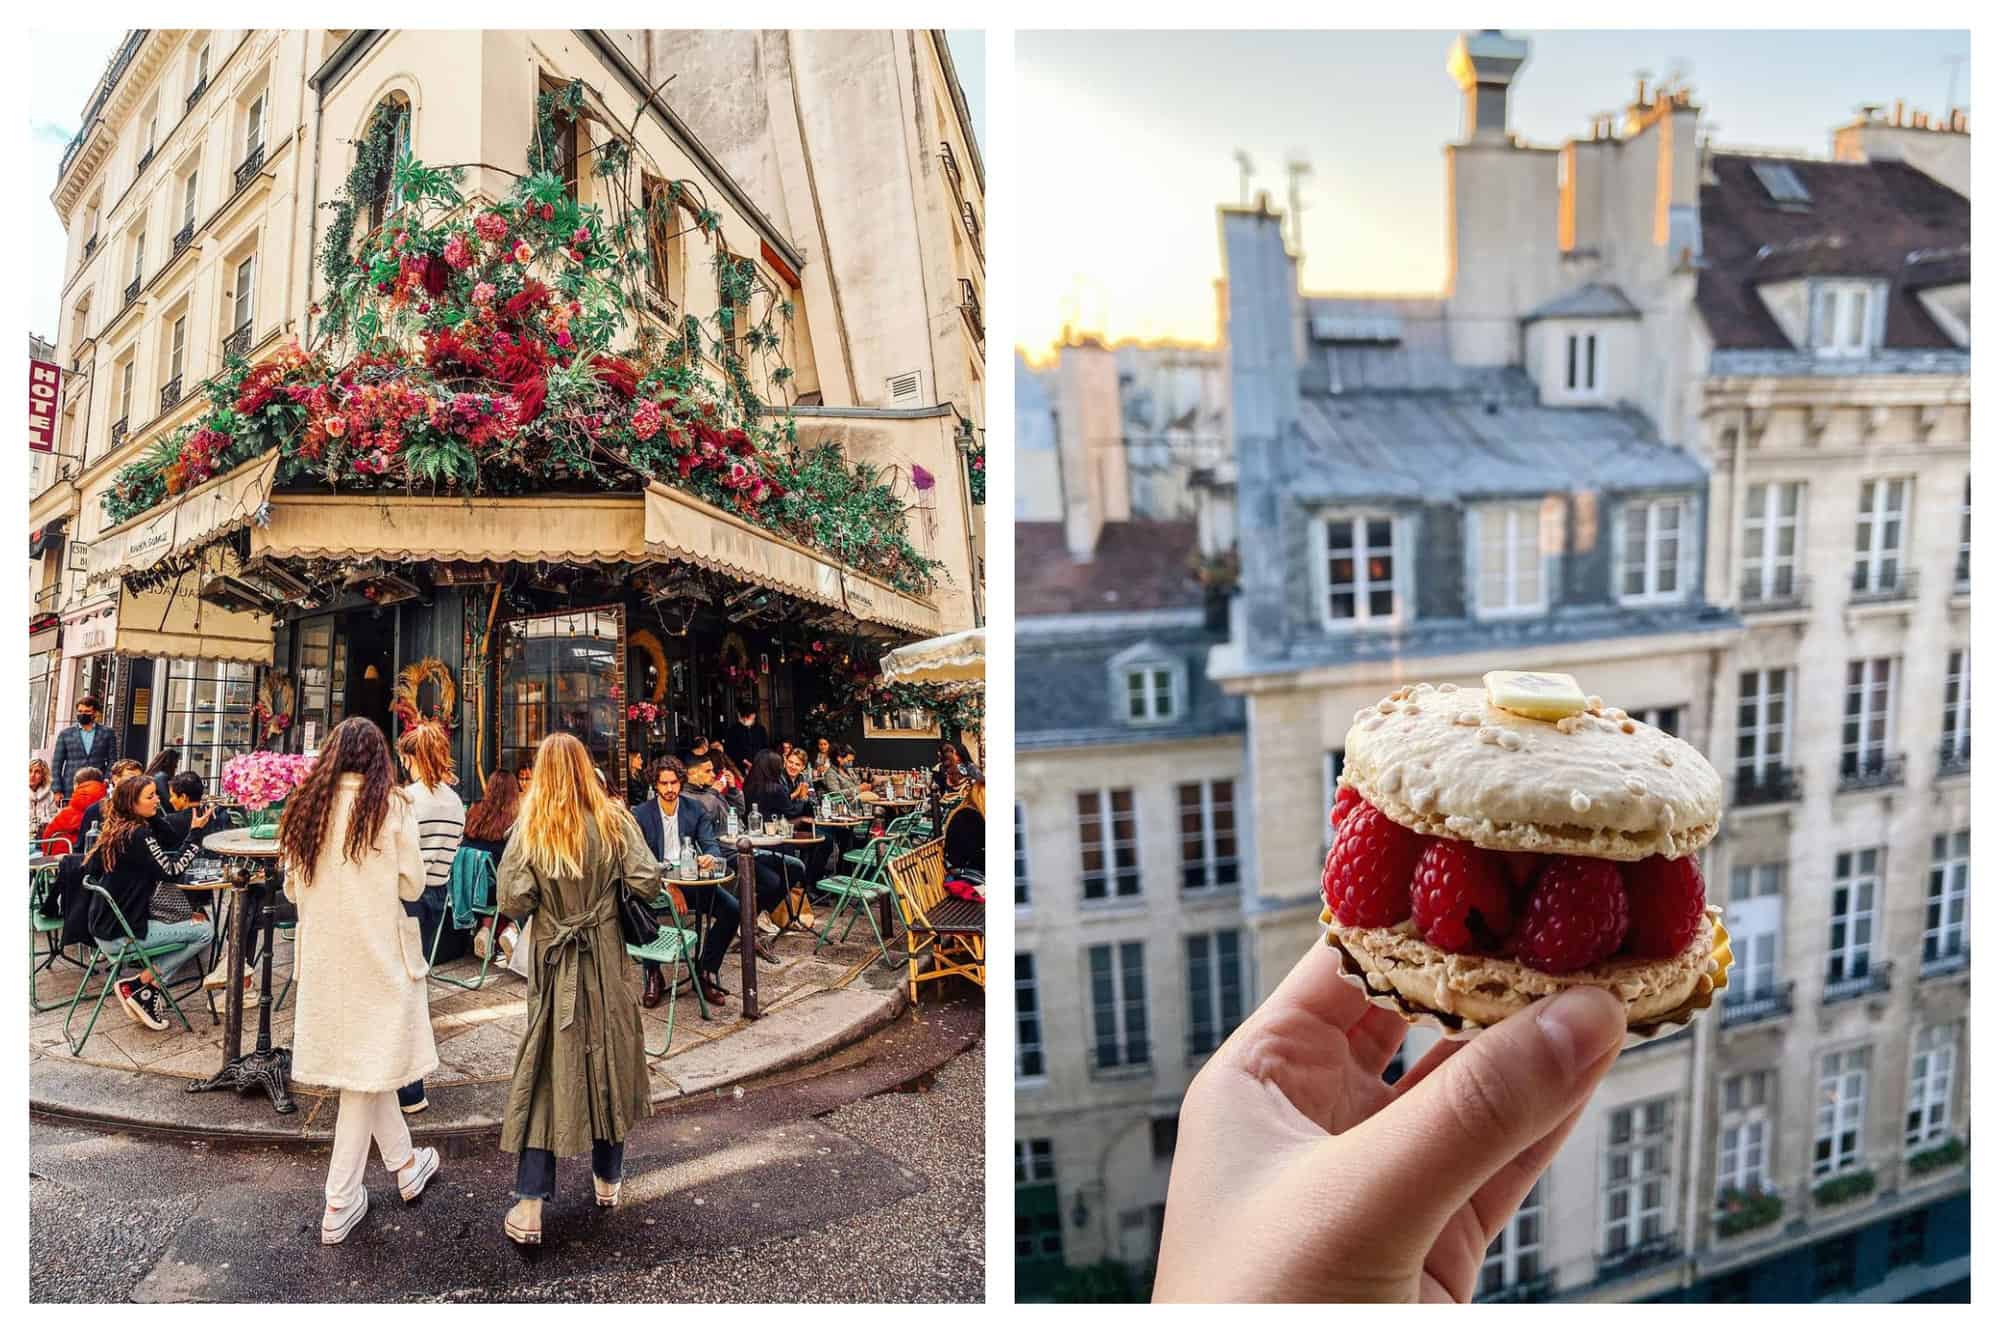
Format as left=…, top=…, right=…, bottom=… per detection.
left=30, top=919, right=908, bottom=1141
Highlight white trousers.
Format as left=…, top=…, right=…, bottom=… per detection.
left=325, top=1088, right=415, bottom=1210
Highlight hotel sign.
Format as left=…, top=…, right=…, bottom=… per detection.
left=29, top=359, right=61, bottom=453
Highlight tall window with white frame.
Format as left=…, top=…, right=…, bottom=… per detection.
left=1813, top=281, right=1873, bottom=357
left=1740, top=480, right=1802, bottom=604
left=117, top=358, right=134, bottom=428
left=1839, top=657, right=1897, bottom=783
left=1619, top=497, right=1687, bottom=604
left=1076, top=789, right=1139, bottom=901
left=1956, top=476, right=1971, bottom=588
left=1603, top=1098, right=1673, bottom=1257
left=1176, top=779, right=1238, bottom=893
left=1826, top=848, right=1880, bottom=993
left=1922, top=830, right=1968, bottom=972
left=244, top=90, right=266, bottom=162
left=1321, top=514, right=1398, bottom=627
left=1851, top=478, right=1909, bottom=597
left=1478, top=1177, right=1546, bottom=1297
left=1123, top=662, right=1178, bottom=724
left=1185, top=928, right=1245, bottom=1057
left=1940, top=649, right=1969, bottom=770
left=1014, top=1138, right=1064, bottom=1268
left=1715, top=1071, right=1773, bottom=1199
left=167, top=315, right=186, bottom=398
left=1631, top=705, right=1682, bottom=737
left=1014, top=952, right=1044, bottom=1080
left=1813, top=1047, right=1869, bottom=1178
left=129, top=228, right=144, bottom=290
left=1565, top=329, right=1600, bottom=394
left=1725, top=863, right=1783, bottom=1009
left=1905, top=1024, right=1957, bottom=1150
left=1013, top=803, right=1029, bottom=907
left=231, top=253, right=257, bottom=344
left=181, top=168, right=199, bottom=235
left=1087, top=941, right=1149, bottom=1071
left=1475, top=500, right=1548, bottom=616
left=1735, top=668, right=1791, bottom=800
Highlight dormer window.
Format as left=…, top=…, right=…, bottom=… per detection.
left=1108, top=642, right=1186, bottom=726
left=1618, top=497, right=1694, bottom=606
left=1811, top=281, right=1875, bottom=357
left=1565, top=330, right=1602, bottom=395
left=1315, top=512, right=1403, bottom=629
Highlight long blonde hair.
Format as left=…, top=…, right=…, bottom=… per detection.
left=513, top=732, right=626, bottom=879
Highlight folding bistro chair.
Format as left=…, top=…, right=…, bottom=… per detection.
left=431, top=846, right=502, bottom=992
left=885, top=837, right=985, bottom=1003
left=625, top=885, right=705, bottom=1056
left=813, top=833, right=907, bottom=960
left=29, top=841, right=85, bottom=1013
left=62, top=880, right=201, bottom=1056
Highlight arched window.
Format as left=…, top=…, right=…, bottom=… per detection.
left=364, top=94, right=413, bottom=233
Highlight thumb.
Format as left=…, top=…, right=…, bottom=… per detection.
left=1343, top=986, right=1625, bottom=1248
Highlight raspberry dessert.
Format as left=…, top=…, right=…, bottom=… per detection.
left=1321, top=670, right=1728, bottom=1029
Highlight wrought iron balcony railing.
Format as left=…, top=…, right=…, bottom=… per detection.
left=1594, top=1234, right=1680, bottom=1285
left=1822, top=962, right=1892, bottom=1005
left=185, top=77, right=207, bottom=112
left=222, top=320, right=252, bottom=361
left=110, top=416, right=129, bottom=448
left=1936, top=738, right=1969, bottom=778
left=171, top=223, right=194, bottom=260
left=1918, top=949, right=1968, bottom=980
left=1475, top=1271, right=1556, bottom=1303
left=123, top=276, right=140, bottom=306
left=34, top=584, right=61, bottom=614
left=1849, top=567, right=1918, bottom=605
left=1739, top=572, right=1809, bottom=613
left=159, top=375, right=182, bottom=413
left=961, top=200, right=983, bottom=256
left=959, top=277, right=982, bottom=343
left=1734, top=765, right=1799, bottom=807
left=939, top=140, right=962, bottom=190
left=234, top=143, right=266, bottom=193
left=1721, top=979, right=1793, bottom=1027
left=83, top=233, right=98, bottom=259
left=136, top=145, right=155, bottom=174
left=1836, top=753, right=1905, bottom=792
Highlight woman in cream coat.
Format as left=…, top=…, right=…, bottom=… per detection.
left=278, top=717, right=442, bottom=1244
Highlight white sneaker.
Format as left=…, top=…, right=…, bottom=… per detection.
left=755, top=912, right=778, bottom=937
left=471, top=925, right=493, bottom=960
left=321, top=1191, right=369, bottom=1244
left=397, top=1146, right=440, bottom=1202
left=498, top=924, right=519, bottom=959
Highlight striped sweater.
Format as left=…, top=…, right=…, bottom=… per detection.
left=402, top=781, right=466, bottom=889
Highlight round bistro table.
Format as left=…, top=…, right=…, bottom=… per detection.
left=186, top=829, right=294, bottom=1114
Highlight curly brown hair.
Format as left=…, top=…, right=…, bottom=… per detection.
left=463, top=769, right=521, bottom=842
left=278, top=717, right=402, bottom=882
left=92, top=774, right=158, bottom=872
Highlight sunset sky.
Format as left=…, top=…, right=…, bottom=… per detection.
left=1015, top=29, right=1969, bottom=356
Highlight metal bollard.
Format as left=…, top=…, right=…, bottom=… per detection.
left=734, top=836, right=760, bottom=1019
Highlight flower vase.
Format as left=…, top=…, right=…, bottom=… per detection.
left=247, top=802, right=283, bottom=840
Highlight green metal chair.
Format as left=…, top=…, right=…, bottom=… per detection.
left=430, top=847, right=502, bottom=992
left=814, top=834, right=908, bottom=960
left=626, top=887, right=705, bottom=1057
left=62, top=880, right=201, bottom=1056
left=29, top=847, right=84, bottom=1014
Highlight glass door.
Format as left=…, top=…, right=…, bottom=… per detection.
left=499, top=605, right=625, bottom=784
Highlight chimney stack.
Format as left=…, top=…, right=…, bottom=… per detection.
left=1446, top=30, right=1530, bottom=142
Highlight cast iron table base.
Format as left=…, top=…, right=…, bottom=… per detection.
left=185, top=864, right=296, bottom=1114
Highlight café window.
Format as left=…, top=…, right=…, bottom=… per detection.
left=29, top=650, right=57, bottom=754
left=864, top=702, right=939, bottom=739
left=499, top=606, right=624, bottom=781
left=161, top=658, right=257, bottom=784
left=293, top=616, right=347, bottom=748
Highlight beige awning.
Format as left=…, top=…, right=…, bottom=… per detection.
left=252, top=491, right=649, bottom=564
left=879, top=627, right=985, bottom=686
left=643, top=483, right=941, bottom=637
left=87, top=453, right=281, bottom=585
left=113, top=546, right=275, bottom=666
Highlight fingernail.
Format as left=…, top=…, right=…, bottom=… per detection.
left=1536, top=986, right=1623, bottom=1078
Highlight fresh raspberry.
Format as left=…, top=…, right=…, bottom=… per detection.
left=1622, top=855, right=1707, bottom=957
left=1330, top=784, right=1362, bottom=833
left=1411, top=840, right=1514, bottom=953
left=1323, top=804, right=1424, bottom=927
left=1513, top=857, right=1629, bottom=973
left=1499, top=851, right=1547, bottom=893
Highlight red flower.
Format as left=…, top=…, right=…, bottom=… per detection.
left=512, top=375, right=547, bottom=423
left=540, top=203, right=555, bottom=221
left=420, top=256, right=449, bottom=297
left=591, top=356, right=639, bottom=399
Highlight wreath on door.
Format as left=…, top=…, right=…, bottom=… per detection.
left=249, top=672, right=296, bottom=745
left=718, top=632, right=755, bottom=685
left=628, top=629, right=669, bottom=704
left=391, top=657, right=458, bottom=730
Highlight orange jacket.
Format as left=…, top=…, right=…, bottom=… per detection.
left=41, top=780, right=106, bottom=855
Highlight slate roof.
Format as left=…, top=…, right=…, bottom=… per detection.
left=1015, top=519, right=1204, bottom=617
left=1523, top=281, right=1641, bottom=323
left=1303, top=297, right=1516, bottom=394
left=1289, top=377, right=1708, bottom=504
left=1016, top=617, right=1244, bottom=751
left=1696, top=154, right=1969, bottom=350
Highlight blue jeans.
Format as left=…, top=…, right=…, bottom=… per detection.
left=515, top=1140, right=624, bottom=1200
left=98, top=918, right=213, bottom=985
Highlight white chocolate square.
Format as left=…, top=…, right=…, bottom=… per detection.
left=1483, top=669, right=1589, bottom=721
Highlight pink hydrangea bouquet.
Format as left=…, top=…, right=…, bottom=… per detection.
left=627, top=702, right=660, bottom=723
left=220, top=751, right=316, bottom=811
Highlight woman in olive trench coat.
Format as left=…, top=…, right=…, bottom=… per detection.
left=496, top=733, right=659, bottom=1244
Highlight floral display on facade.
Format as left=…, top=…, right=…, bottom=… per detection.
left=219, top=750, right=316, bottom=810
left=104, top=86, right=942, bottom=595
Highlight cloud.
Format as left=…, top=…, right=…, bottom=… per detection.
left=31, top=120, right=76, bottom=146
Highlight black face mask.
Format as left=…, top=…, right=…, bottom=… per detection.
left=76, top=714, right=96, bottom=727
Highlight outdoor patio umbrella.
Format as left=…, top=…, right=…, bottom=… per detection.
left=878, top=627, right=985, bottom=687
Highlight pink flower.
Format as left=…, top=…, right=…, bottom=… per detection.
left=727, top=461, right=750, bottom=489
left=472, top=281, right=496, bottom=306
left=564, top=247, right=584, bottom=263
left=443, top=233, right=473, bottom=269
left=475, top=212, right=509, bottom=243
left=394, top=231, right=410, bottom=250
left=631, top=399, right=661, bottom=441
left=324, top=415, right=347, bottom=437
left=513, top=241, right=533, bottom=264
left=571, top=227, right=590, bottom=247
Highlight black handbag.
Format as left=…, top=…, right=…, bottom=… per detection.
left=616, top=880, right=661, bottom=948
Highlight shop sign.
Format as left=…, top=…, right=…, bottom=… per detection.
left=29, top=359, right=60, bottom=454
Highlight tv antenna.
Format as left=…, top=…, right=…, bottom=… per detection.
left=1285, top=156, right=1312, bottom=254
left=1233, top=150, right=1254, bottom=206
left=1943, top=52, right=1968, bottom=116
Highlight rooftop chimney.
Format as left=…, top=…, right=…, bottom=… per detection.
left=1447, top=30, right=1530, bottom=142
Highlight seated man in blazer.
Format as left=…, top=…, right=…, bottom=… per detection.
left=632, top=757, right=734, bottom=1008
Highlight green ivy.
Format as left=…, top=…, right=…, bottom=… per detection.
left=1907, top=1137, right=1966, bottom=1176
left=317, top=100, right=410, bottom=337
left=1812, top=1168, right=1877, bottom=1207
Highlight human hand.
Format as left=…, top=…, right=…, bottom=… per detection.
left=1154, top=942, right=1626, bottom=1302
left=697, top=854, right=717, bottom=872
left=190, top=803, right=214, bottom=830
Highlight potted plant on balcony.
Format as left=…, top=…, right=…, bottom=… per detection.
left=1811, top=1167, right=1877, bottom=1210
left=1714, top=1186, right=1784, bottom=1237
left=1906, top=1137, right=1967, bottom=1177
